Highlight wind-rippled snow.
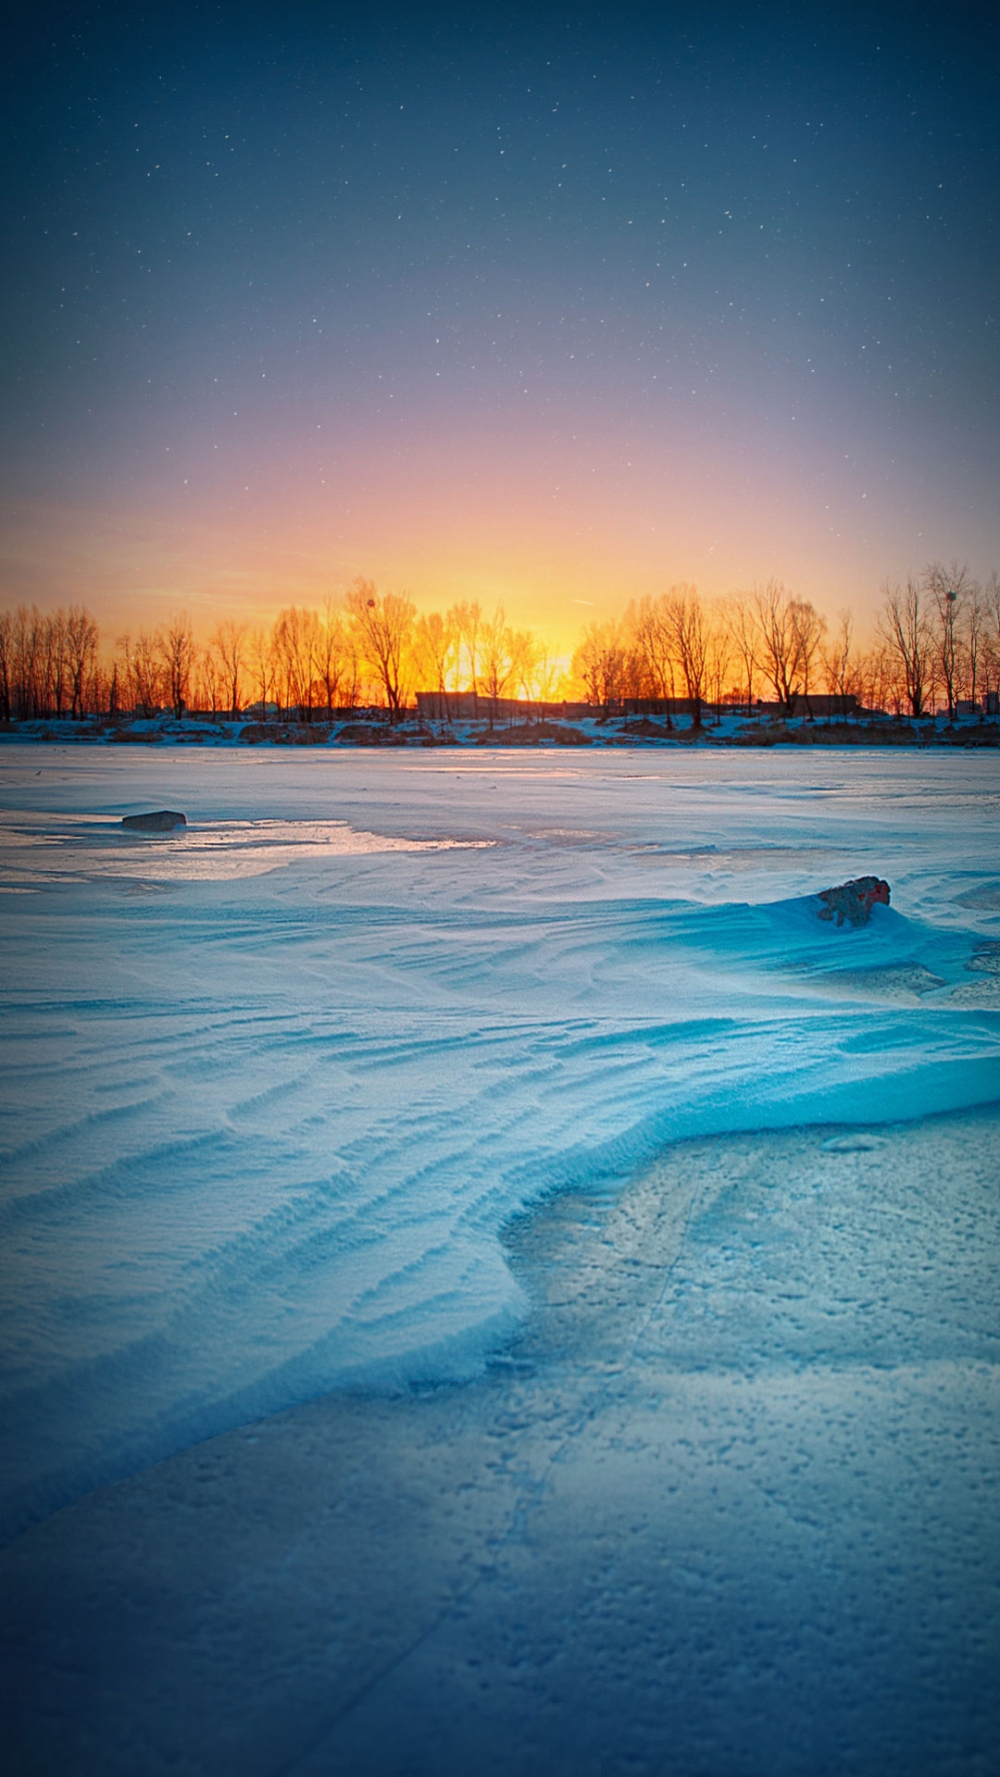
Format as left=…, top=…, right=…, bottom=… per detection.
left=1, top=745, right=998, bottom=1540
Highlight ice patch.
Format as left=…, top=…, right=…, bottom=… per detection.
left=0, top=813, right=494, bottom=886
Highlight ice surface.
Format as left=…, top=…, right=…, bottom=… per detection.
left=1, top=745, right=999, bottom=1540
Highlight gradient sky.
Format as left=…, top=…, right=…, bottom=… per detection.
left=3, top=1, right=999, bottom=650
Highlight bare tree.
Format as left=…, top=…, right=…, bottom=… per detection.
left=664, top=585, right=709, bottom=727
left=272, top=606, right=322, bottom=719
left=157, top=614, right=196, bottom=718
left=198, top=646, right=224, bottom=718
left=116, top=631, right=163, bottom=716
left=572, top=620, right=628, bottom=714
left=414, top=610, right=458, bottom=717
left=479, top=606, right=516, bottom=724
left=509, top=628, right=541, bottom=714
left=346, top=580, right=415, bottom=719
left=11, top=607, right=42, bottom=718
left=858, top=638, right=894, bottom=718
left=0, top=609, right=11, bottom=722
left=925, top=561, right=973, bottom=720
left=0, top=604, right=93, bottom=718
left=65, top=606, right=98, bottom=719
left=628, top=595, right=676, bottom=724
left=42, top=610, right=68, bottom=715
left=246, top=625, right=275, bottom=718
left=822, top=610, right=857, bottom=720
left=965, top=584, right=985, bottom=715
left=532, top=644, right=563, bottom=705
left=752, top=581, right=809, bottom=712
left=706, top=607, right=733, bottom=722
left=983, top=571, right=1000, bottom=710
left=212, top=620, right=248, bottom=720
left=100, top=658, right=119, bottom=718
left=725, top=596, right=759, bottom=715
left=449, top=602, right=483, bottom=709
left=788, top=599, right=827, bottom=717
left=877, top=579, right=932, bottom=718
left=111, top=636, right=131, bottom=714
left=317, top=598, right=356, bottom=714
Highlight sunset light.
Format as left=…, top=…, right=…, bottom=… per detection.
left=4, top=5, right=999, bottom=651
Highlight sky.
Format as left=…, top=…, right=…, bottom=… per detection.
left=2, top=1, right=999, bottom=650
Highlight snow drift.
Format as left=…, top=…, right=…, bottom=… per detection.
left=1, top=745, right=998, bottom=1540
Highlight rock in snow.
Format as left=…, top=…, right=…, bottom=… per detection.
left=817, top=875, right=891, bottom=927
left=121, top=810, right=187, bottom=831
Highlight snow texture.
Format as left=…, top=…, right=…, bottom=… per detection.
left=3, top=1109, right=998, bottom=1776
left=1, top=744, right=999, bottom=1542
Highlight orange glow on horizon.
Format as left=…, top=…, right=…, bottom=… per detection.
left=3, top=399, right=996, bottom=658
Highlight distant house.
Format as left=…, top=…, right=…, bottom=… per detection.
left=415, top=692, right=593, bottom=722
left=622, top=698, right=703, bottom=717
left=756, top=694, right=858, bottom=719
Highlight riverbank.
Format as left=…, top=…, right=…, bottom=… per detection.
left=3, top=710, right=1000, bottom=749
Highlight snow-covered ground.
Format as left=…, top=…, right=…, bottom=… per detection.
left=4, top=1108, right=999, bottom=1776
left=1, top=745, right=999, bottom=1543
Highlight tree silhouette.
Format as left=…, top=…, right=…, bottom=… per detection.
left=345, top=580, right=415, bottom=720
left=878, top=580, right=932, bottom=718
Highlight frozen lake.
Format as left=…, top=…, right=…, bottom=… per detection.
left=1, top=744, right=999, bottom=1541
left=2, top=743, right=999, bottom=1773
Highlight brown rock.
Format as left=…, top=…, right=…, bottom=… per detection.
left=121, top=810, right=186, bottom=832
left=817, top=876, right=890, bottom=928
left=239, top=723, right=329, bottom=745
left=333, top=722, right=384, bottom=745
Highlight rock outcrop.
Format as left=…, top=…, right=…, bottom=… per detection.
left=816, top=876, right=890, bottom=928
left=121, top=810, right=187, bottom=832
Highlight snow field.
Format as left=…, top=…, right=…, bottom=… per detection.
left=1, top=745, right=998, bottom=1541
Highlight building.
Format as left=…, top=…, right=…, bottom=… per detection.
left=755, top=694, right=858, bottom=719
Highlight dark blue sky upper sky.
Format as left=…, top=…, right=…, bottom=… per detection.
left=3, top=1, right=998, bottom=634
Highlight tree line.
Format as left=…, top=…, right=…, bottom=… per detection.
left=1, top=565, right=998, bottom=725
left=572, top=566, right=1000, bottom=725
